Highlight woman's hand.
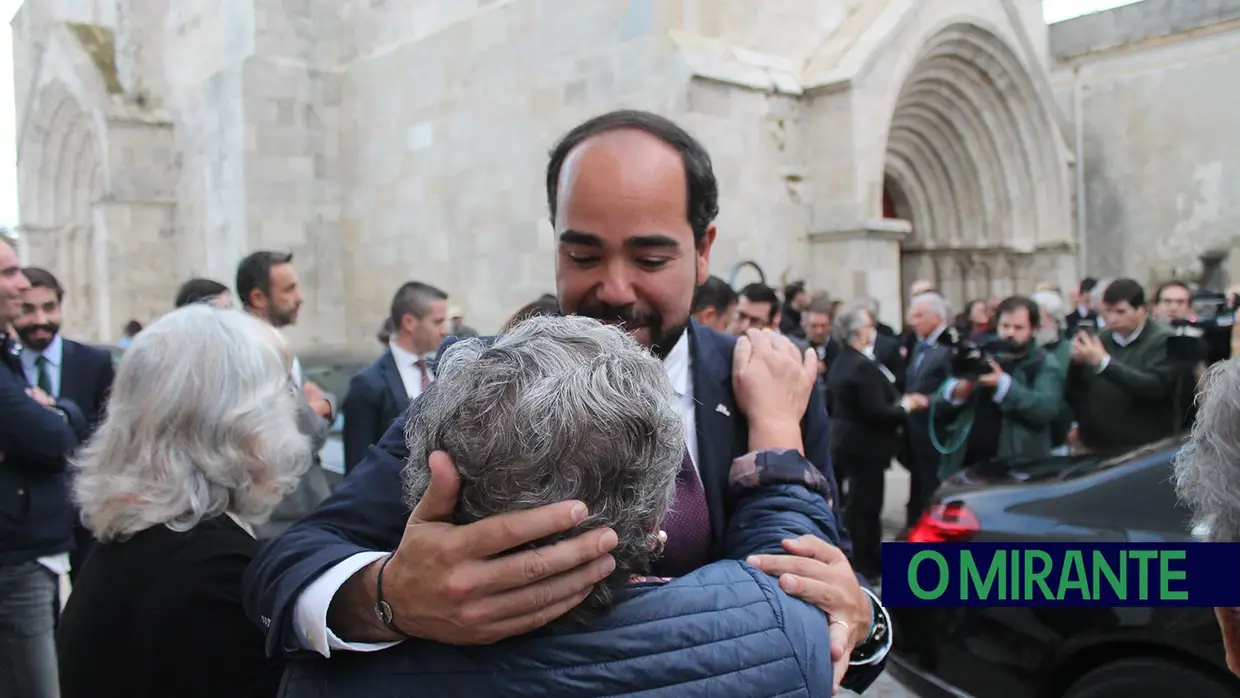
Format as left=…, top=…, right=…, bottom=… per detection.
left=732, top=329, right=818, bottom=453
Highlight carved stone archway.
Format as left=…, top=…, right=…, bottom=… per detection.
left=884, top=23, right=1069, bottom=309
left=20, top=81, right=107, bottom=337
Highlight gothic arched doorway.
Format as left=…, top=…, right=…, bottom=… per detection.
left=20, top=81, right=107, bottom=338
left=885, top=23, right=1070, bottom=311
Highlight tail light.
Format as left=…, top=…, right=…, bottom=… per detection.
left=906, top=501, right=980, bottom=542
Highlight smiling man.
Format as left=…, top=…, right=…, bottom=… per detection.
left=245, top=111, right=891, bottom=694
left=14, top=268, right=116, bottom=581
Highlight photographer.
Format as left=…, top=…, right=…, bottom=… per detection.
left=932, top=296, right=1065, bottom=479
left=1066, top=278, right=1179, bottom=454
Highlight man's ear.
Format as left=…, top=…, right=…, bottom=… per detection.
left=696, top=224, right=717, bottom=286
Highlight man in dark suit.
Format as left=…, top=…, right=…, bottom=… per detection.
left=0, top=241, right=87, bottom=696
left=902, top=292, right=954, bottom=526
left=1064, top=277, right=1099, bottom=337
left=14, top=267, right=115, bottom=581
left=244, top=111, right=892, bottom=694
left=342, top=282, right=449, bottom=473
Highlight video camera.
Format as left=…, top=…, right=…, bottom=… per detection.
left=1168, top=290, right=1237, bottom=364
left=946, top=326, right=1020, bottom=379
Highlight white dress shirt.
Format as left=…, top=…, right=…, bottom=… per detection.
left=292, top=332, right=699, bottom=656
left=388, top=340, right=434, bottom=401
left=19, top=334, right=71, bottom=580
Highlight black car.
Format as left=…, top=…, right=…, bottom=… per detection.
left=888, top=437, right=1240, bottom=698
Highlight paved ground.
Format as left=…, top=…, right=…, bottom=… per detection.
left=841, top=671, right=918, bottom=697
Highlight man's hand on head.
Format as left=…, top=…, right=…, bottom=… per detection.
left=328, top=451, right=620, bottom=646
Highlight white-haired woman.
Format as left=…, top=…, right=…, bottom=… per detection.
left=57, top=304, right=313, bottom=698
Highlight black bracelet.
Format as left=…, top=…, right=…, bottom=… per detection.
left=373, top=553, right=411, bottom=637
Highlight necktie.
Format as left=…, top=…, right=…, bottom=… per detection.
left=414, top=359, right=432, bottom=394
left=913, top=340, right=932, bottom=373
left=35, top=355, right=53, bottom=395
left=651, top=450, right=712, bottom=578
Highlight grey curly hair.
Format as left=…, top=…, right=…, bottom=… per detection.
left=402, top=314, right=685, bottom=622
left=1175, top=359, right=1240, bottom=542
left=73, top=305, right=313, bottom=542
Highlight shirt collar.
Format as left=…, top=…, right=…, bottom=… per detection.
left=22, top=333, right=63, bottom=368
left=1112, top=321, right=1146, bottom=346
left=225, top=511, right=256, bottom=538
left=925, top=325, right=947, bottom=345
left=663, top=331, right=691, bottom=398
left=389, top=339, right=434, bottom=366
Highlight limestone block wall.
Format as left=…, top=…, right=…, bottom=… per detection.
left=336, top=1, right=705, bottom=341
left=240, top=0, right=347, bottom=349
left=1051, top=0, right=1240, bottom=287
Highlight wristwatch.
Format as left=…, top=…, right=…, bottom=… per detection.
left=849, top=587, right=893, bottom=666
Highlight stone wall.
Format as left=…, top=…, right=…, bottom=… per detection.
left=1052, top=0, right=1240, bottom=288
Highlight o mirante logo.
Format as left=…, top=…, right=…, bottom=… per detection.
left=881, top=542, right=1240, bottom=607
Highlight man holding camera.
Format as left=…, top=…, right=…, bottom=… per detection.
left=933, top=296, right=1065, bottom=479
left=1066, top=278, right=1179, bottom=454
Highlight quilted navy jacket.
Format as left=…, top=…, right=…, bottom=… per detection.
left=278, top=560, right=833, bottom=698
left=277, top=449, right=840, bottom=697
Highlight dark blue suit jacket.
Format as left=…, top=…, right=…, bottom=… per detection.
left=341, top=352, right=409, bottom=474
left=59, top=339, right=115, bottom=433
left=0, top=337, right=87, bottom=563
left=243, top=322, right=883, bottom=693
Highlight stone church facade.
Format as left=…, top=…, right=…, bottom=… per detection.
left=6, top=0, right=1206, bottom=350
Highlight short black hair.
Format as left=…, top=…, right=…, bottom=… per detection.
left=390, top=282, right=448, bottom=327
left=175, top=278, right=230, bottom=308
left=995, top=295, right=1041, bottom=329
left=546, top=110, right=719, bottom=245
left=1079, top=277, right=1098, bottom=294
left=691, top=276, right=738, bottom=315
left=783, top=281, right=806, bottom=303
left=123, top=320, right=143, bottom=335
left=503, top=294, right=561, bottom=333
left=236, top=251, right=293, bottom=308
left=1102, top=278, right=1146, bottom=308
left=1154, top=280, right=1191, bottom=303
left=738, top=283, right=780, bottom=322
left=22, top=267, right=62, bottom=301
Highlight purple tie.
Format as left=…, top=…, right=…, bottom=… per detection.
left=651, top=450, right=712, bottom=577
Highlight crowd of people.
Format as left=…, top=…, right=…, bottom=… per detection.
left=0, top=106, right=1234, bottom=697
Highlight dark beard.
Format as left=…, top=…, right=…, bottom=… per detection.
left=16, top=324, right=57, bottom=351
left=573, top=301, right=688, bottom=360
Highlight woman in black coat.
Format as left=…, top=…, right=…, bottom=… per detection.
left=57, top=305, right=313, bottom=698
left=826, top=302, right=928, bottom=578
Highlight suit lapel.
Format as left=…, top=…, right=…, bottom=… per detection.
left=687, top=323, right=732, bottom=548
left=58, top=339, right=77, bottom=402
left=379, top=351, right=409, bottom=406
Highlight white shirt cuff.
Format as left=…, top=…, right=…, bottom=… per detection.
left=992, top=372, right=1013, bottom=403
left=943, top=378, right=967, bottom=406
left=1096, top=355, right=1111, bottom=373
left=292, top=551, right=403, bottom=657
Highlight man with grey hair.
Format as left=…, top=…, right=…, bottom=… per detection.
left=342, top=281, right=450, bottom=473
left=1175, top=359, right=1240, bottom=678
left=902, top=292, right=953, bottom=525
left=282, top=315, right=841, bottom=695
left=248, top=110, right=892, bottom=694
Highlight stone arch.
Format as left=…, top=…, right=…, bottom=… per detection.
left=882, top=22, right=1068, bottom=307
left=20, top=80, right=106, bottom=335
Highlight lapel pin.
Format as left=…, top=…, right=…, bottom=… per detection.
left=715, top=404, right=731, bottom=417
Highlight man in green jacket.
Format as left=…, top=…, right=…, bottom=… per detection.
left=1066, top=278, right=1182, bottom=454
left=933, top=296, right=1066, bottom=479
